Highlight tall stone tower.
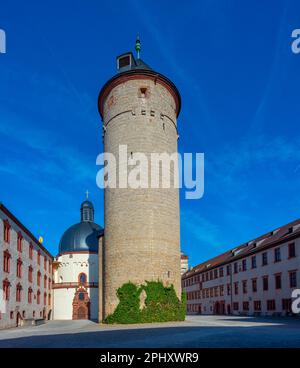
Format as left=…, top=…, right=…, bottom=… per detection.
left=98, top=39, right=181, bottom=319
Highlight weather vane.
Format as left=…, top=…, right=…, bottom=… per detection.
left=135, top=34, right=141, bottom=59
left=85, top=190, right=89, bottom=199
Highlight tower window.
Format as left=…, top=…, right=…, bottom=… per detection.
left=140, top=87, right=148, bottom=98
left=79, top=293, right=85, bottom=301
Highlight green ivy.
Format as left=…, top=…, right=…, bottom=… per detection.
left=104, top=280, right=186, bottom=324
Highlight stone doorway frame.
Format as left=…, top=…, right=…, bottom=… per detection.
left=72, top=287, right=90, bottom=320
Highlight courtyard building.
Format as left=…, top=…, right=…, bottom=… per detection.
left=0, top=203, right=53, bottom=329
left=182, top=218, right=300, bottom=316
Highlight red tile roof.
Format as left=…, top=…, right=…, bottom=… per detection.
left=182, top=218, right=300, bottom=279
left=0, top=203, right=53, bottom=259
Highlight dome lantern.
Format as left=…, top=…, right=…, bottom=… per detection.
left=80, top=191, right=94, bottom=222
left=80, top=200, right=94, bottom=223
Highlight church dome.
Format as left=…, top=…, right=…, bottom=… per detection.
left=59, top=198, right=104, bottom=255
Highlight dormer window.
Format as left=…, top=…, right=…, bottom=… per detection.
left=117, top=53, right=133, bottom=70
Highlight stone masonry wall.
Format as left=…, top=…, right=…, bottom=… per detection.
left=101, top=78, right=181, bottom=318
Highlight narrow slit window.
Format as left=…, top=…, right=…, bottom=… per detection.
left=140, top=87, right=147, bottom=98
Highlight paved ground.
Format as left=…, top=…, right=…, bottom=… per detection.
left=0, top=315, right=299, bottom=348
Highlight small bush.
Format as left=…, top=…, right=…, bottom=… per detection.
left=104, top=282, right=142, bottom=324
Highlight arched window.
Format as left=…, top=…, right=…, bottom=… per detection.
left=17, top=232, right=23, bottom=252
left=28, top=266, right=33, bottom=283
left=29, top=243, right=33, bottom=259
left=3, top=250, right=11, bottom=273
left=16, top=259, right=22, bottom=278
left=79, top=292, right=85, bottom=301
left=37, top=290, right=41, bottom=304
left=3, top=279, right=10, bottom=300
left=3, top=220, right=10, bottom=243
left=28, top=288, right=33, bottom=303
left=78, top=273, right=87, bottom=285
left=16, top=283, right=22, bottom=302
left=37, top=271, right=41, bottom=286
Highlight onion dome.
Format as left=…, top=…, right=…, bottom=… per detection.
left=59, top=198, right=103, bottom=255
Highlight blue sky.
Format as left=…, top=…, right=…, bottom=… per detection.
left=1, top=0, right=300, bottom=267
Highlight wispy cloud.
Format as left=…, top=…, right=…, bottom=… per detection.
left=208, top=134, right=300, bottom=190
left=249, top=1, right=289, bottom=133
left=128, top=0, right=212, bottom=125
left=0, top=104, right=99, bottom=198
left=181, top=208, right=223, bottom=250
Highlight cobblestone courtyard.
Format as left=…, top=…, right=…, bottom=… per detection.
left=0, top=315, right=299, bottom=348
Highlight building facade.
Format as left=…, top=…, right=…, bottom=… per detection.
left=183, top=219, right=300, bottom=316
left=98, top=44, right=182, bottom=318
left=52, top=199, right=103, bottom=321
left=181, top=252, right=189, bottom=275
left=0, top=203, right=53, bottom=329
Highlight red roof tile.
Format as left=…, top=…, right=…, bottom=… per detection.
left=183, top=218, right=300, bottom=278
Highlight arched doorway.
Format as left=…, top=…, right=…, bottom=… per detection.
left=16, top=312, right=22, bottom=327
left=214, top=302, right=220, bottom=314
left=77, top=306, right=87, bottom=319
left=220, top=301, right=225, bottom=315
left=72, top=287, right=90, bottom=320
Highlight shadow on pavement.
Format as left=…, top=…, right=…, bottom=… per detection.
left=0, top=321, right=300, bottom=348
